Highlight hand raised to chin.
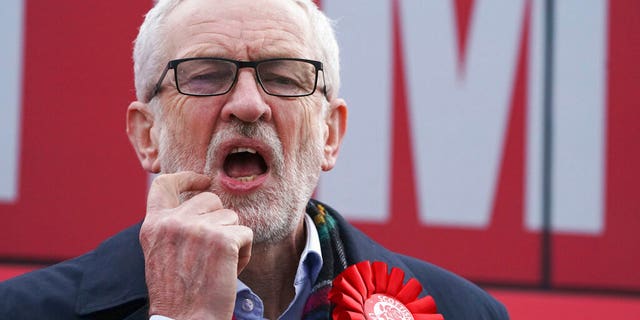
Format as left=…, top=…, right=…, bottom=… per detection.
left=140, top=171, right=253, bottom=319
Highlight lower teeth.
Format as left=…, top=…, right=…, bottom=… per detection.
left=236, top=175, right=256, bottom=182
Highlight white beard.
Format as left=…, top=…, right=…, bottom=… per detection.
left=158, top=120, right=324, bottom=244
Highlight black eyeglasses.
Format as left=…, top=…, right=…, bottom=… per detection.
left=148, top=57, right=325, bottom=101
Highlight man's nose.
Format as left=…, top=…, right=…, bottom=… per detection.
left=220, top=70, right=272, bottom=123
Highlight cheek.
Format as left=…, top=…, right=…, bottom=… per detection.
left=275, top=99, right=324, bottom=158
left=299, top=99, right=326, bottom=141
left=160, top=97, right=219, bottom=153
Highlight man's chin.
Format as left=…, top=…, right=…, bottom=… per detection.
left=221, top=191, right=301, bottom=244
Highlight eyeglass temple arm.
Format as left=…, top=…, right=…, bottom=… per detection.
left=146, top=63, right=173, bottom=102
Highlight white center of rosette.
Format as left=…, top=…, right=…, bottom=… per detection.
left=364, top=294, right=414, bottom=320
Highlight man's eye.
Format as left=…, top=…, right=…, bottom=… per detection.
left=270, top=76, right=295, bottom=85
left=189, top=72, right=226, bottom=82
left=262, top=74, right=301, bottom=88
left=180, top=70, right=232, bottom=94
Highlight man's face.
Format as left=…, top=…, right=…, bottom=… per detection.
left=153, top=0, right=328, bottom=243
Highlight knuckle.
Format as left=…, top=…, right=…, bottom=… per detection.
left=161, top=215, right=185, bottom=232
left=199, top=192, right=221, bottom=205
left=230, top=212, right=240, bottom=225
left=242, top=225, right=253, bottom=237
left=145, top=215, right=185, bottom=240
left=203, top=228, right=239, bottom=254
left=151, top=173, right=171, bottom=186
left=149, top=175, right=176, bottom=196
left=185, top=192, right=221, bottom=209
left=219, top=209, right=239, bottom=222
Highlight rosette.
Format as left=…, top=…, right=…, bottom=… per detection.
left=328, top=261, right=444, bottom=320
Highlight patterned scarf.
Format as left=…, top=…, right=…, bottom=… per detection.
left=301, top=200, right=349, bottom=320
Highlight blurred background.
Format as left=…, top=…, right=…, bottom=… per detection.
left=1, top=0, right=638, bottom=318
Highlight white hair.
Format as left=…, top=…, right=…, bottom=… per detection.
left=133, top=0, right=341, bottom=103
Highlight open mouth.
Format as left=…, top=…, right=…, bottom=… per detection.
left=223, top=147, right=268, bottom=182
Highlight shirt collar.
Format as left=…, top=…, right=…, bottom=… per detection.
left=300, top=213, right=323, bottom=284
left=237, top=213, right=323, bottom=291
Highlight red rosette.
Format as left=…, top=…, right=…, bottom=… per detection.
left=329, top=261, right=444, bottom=320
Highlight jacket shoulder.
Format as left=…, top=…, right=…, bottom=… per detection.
left=0, top=223, right=147, bottom=320
left=0, top=252, right=91, bottom=319
left=399, top=254, right=509, bottom=320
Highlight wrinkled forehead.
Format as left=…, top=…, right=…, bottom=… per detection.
left=163, top=0, right=315, bottom=60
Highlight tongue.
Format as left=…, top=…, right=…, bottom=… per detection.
left=224, top=153, right=267, bottom=178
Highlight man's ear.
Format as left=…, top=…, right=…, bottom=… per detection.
left=126, top=101, right=161, bottom=173
left=321, top=98, right=348, bottom=171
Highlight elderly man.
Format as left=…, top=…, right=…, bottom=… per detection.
left=0, top=0, right=509, bottom=319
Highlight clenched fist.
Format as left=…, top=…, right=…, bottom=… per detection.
left=140, top=171, right=253, bottom=319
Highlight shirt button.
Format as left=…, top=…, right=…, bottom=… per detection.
left=241, top=298, right=254, bottom=312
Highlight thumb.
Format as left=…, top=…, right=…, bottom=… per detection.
left=147, top=171, right=211, bottom=212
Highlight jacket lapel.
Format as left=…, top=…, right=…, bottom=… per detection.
left=328, top=206, right=425, bottom=291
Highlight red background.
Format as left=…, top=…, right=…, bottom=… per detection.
left=1, top=0, right=639, bottom=318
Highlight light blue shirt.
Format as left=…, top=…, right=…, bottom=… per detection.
left=151, top=214, right=323, bottom=320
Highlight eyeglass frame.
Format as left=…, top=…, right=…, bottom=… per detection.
left=147, top=57, right=327, bottom=101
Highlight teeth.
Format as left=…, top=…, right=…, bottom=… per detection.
left=235, top=175, right=256, bottom=182
left=230, top=147, right=257, bottom=154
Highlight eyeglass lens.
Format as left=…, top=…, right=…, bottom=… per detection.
left=175, top=59, right=317, bottom=97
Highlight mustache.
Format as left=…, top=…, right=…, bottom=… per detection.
left=213, top=121, right=279, bottom=143
left=237, top=122, right=262, bottom=138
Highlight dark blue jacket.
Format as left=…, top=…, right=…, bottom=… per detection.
left=0, top=202, right=509, bottom=319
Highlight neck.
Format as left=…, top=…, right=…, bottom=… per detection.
left=239, top=215, right=307, bottom=319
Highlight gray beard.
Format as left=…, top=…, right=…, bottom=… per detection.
left=158, top=120, right=324, bottom=244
